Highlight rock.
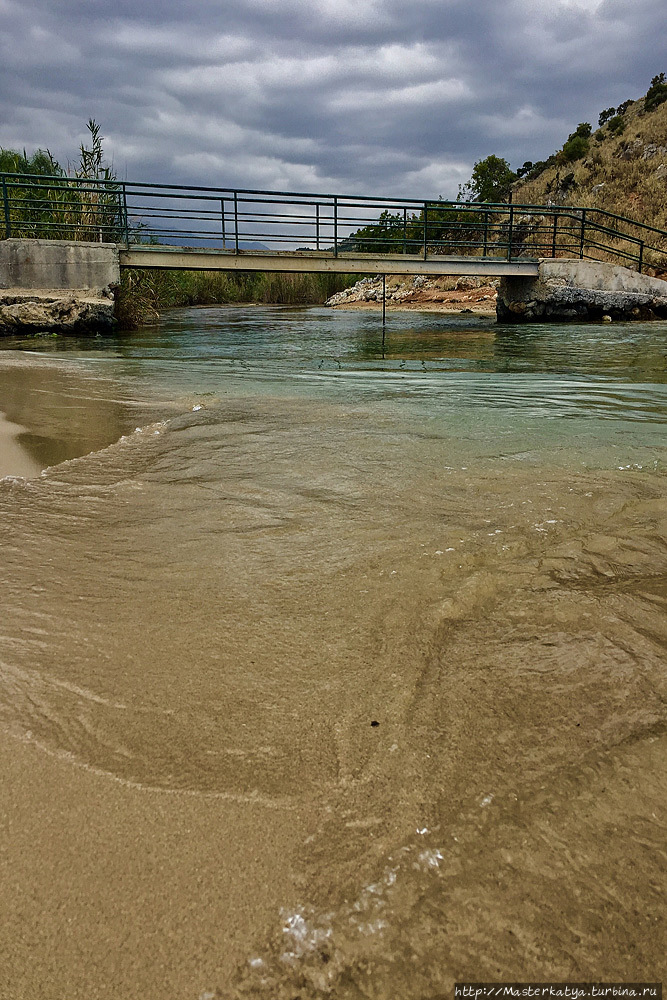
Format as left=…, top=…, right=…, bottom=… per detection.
left=455, top=276, right=481, bottom=290
left=642, top=143, right=667, bottom=160
left=617, top=138, right=644, bottom=160
left=603, top=314, right=613, bottom=322
left=0, top=290, right=116, bottom=335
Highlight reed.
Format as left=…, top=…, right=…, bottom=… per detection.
left=114, top=268, right=360, bottom=328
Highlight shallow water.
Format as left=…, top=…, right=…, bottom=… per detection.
left=0, top=306, right=665, bottom=998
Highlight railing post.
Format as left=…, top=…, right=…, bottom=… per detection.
left=2, top=175, right=11, bottom=238
left=121, top=183, right=129, bottom=246
left=403, top=207, right=407, bottom=254
left=333, top=196, right=338, bottom=257
left=579, top=209, right=586, bottom=259
left=483, top=211, right=488, bottom=257
left=507, top=203, right=514, bottom=260
left=638, top=240, right=644, bottom=273
left=234, top=191, right=239, bottom=253
left=316, top=203, right=320, bottom=251
left=551, top=213, right=558, bottom=257
left=221, top=199, right=226, bottom=249
left=423, top=202, right=428, bottom=260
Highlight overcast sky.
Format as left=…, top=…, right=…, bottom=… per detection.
left=0, top=0, right=665, bottom=199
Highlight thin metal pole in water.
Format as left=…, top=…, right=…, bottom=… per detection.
left=382, top=273, right=386, bottom=356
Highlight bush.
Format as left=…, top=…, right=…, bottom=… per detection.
left=560, top=135, right=589, bottom=162
left=571, top=122, right=592, bottom=139
left=607, top=115, right=626, bottom=137
left=645, top=73, right=667, bottom=112
left=598, top=107, right=616, bottom=127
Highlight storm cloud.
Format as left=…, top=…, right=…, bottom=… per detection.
left=0, top=0, right=665, bottom=197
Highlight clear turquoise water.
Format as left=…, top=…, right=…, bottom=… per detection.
left=2, top=305, right=666, bottom=472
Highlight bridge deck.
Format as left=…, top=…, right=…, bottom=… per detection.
left=119, top=246, right=540, bottom=277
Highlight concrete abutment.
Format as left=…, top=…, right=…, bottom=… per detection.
left=0, top=239, right=119, bottom=334
left=497, top=259, right=667, bottom=322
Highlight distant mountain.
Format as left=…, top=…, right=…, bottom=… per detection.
left=146, top=236, right=269, bottom=251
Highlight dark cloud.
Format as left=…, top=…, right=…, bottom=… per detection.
left=0, top=0, right=665, bottom=197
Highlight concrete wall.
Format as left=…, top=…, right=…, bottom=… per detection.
left=498, top=259, right=667, bottom=322
left=0, top=238, right=120, bottom=294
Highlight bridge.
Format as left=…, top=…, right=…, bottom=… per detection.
left=2, top=174, right=666, bottom=278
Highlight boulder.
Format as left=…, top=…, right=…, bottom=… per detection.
left=0, top=290, right=116, bottom=335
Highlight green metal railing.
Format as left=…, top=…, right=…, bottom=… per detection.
left=2, top=173, right=666, bottom=273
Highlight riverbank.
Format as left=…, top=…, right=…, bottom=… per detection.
left=115, top=268, right=360, bottom=328
left=326, top=274, right=498, bottom=314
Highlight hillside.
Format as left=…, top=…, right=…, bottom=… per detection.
left=514, top=84, right=667, bottom=231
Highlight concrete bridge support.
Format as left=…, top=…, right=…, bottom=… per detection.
left=0, top=239, right=119, bottom=334
left=497, top=259, right=667, bottom=322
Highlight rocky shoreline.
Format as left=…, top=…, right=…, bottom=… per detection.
left=0, top=288, right=116, bottom=335
left=327, top=262, right=667, bottom=323
left=326, top=274, right=498, bottom=313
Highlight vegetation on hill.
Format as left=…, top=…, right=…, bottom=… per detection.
left=343, top=74, right=667, bottom=269
left=512, top=75, right=667, bottom=234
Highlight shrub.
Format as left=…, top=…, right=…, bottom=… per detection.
left=607, top=115, right=626, bottom=137
left=645, top=73, right=667, bottom=112
left=560, top=135, right=589, bottom=162
left=598, top=107, right=616, bottom=127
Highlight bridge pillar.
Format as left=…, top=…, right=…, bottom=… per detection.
left=0, top=239, right=119, bottom=334
left=497, top=259, right=667, bottom=322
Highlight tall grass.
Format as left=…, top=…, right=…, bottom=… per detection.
left=114, top=268, right=360, bottom=328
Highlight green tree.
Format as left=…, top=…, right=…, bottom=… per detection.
left=645, top=72, right=667, bottom=112
left=560, top=134, right=589, bottom=162
left=459, top=155, right=516, bottom=203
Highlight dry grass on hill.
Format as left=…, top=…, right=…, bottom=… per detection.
left=515, top=98, right=667, bottom=232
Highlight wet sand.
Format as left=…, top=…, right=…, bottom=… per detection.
left=0, top=409, right=42, bottom=479
left=330, top=298, right=497, bottom=315
left=0, top=728, right=313, bottom=999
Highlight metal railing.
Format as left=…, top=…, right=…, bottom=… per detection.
left=2, top=173, right=667, bottom=273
